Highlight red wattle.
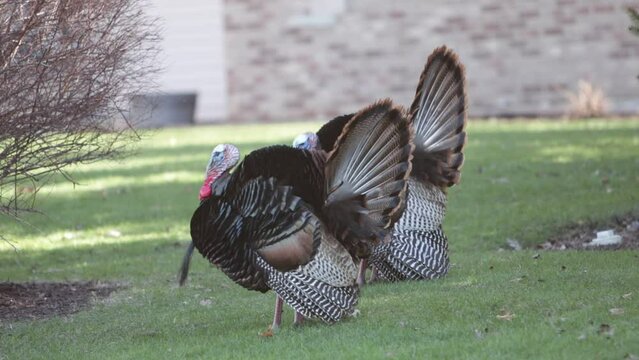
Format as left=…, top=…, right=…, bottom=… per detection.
left=199, top=174, right=215, bottom=200
left=199, top=183, right=212, bottom=200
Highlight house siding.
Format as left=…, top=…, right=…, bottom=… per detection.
left=224, top=0, right=639, bottom=122
left=148, top=0, right=227, bottom=123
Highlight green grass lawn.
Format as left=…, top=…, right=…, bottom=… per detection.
left=1, top=119, right=638, bottom=359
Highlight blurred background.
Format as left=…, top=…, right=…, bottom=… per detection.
left=140, top=0, right=639, bottom=126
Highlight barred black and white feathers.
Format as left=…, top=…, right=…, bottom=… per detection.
left=371, top=229, right=449, bottom=281
left=370, top=180, right=450, bottom=281
left=259, top=234, right=359, bottom=322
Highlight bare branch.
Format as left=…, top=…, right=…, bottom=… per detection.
left=0, top=0, right=160, bottom=216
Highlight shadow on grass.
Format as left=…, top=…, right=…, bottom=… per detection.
left=43, top=141, right=272, bottom=187
left=1, top=121, right=638, bottom=275
left=0, top=236, right=192, bottom=281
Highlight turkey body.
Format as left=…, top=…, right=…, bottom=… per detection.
left=192, top=174, right=359, bottom=321
left=188, top=100, right=414, bottom=324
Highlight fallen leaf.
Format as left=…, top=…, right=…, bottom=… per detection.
left=199, top=299, right=213, bottom=307
left=622, top=293, right=632, bottom=300
left=474, top=329, right=484, bottom=339
left=497, top=309, right=515, bottom=321
left=625, top=353, right=639, bottom=360
left=609, top=308, right=624, bottom=316
left=532, top=253, right=541, bottom=259
left=577, top=334, right=587, bottom=341
left=259, top=328, right=274, bottom=337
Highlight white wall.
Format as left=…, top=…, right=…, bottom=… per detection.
left=147, top=0, right=227, bottom=123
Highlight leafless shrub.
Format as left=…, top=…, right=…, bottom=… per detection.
left=565, top=80, right=610, bottom=119
left=630, top=8, right=639, bottom=79
left=0, top=0, right=160, bottom=216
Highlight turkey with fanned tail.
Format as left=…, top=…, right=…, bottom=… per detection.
left=179, top=100, right=413, bottom=330
left=293, top=46, right=467, bottom=284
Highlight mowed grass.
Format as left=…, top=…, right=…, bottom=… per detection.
left=1, top=119, right=638, bottom=359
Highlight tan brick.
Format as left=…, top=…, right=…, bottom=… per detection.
left=224, top=0, right=639, bottom=121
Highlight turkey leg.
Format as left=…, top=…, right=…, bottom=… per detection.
left=357, top=259, right=367, bottom=287
left=293, top=311, right=305, bottom=326
left=271, top=296, right=283, bottom=331
left=369, top=266, right=379, bottom=282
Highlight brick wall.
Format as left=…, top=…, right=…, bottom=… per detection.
left=224, top=0, right=639, bottom=122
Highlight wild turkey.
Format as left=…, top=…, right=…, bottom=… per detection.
left=179, top=100, right=413, bottom=329
left=293, top=46, right=467, bottom=283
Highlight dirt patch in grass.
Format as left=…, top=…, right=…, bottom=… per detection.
left=538, top=213, right=639, bottom=250
left=0, top=281, right=122, bottom=322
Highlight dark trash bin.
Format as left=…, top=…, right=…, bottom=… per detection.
left=129, top=93, right=197, bottom=128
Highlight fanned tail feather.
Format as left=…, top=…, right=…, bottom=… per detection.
left=409, top=46, right=467, bottom=188
left=323, top=99, right=414, bottom=258
left=316, top=114, right=354, bottom=152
